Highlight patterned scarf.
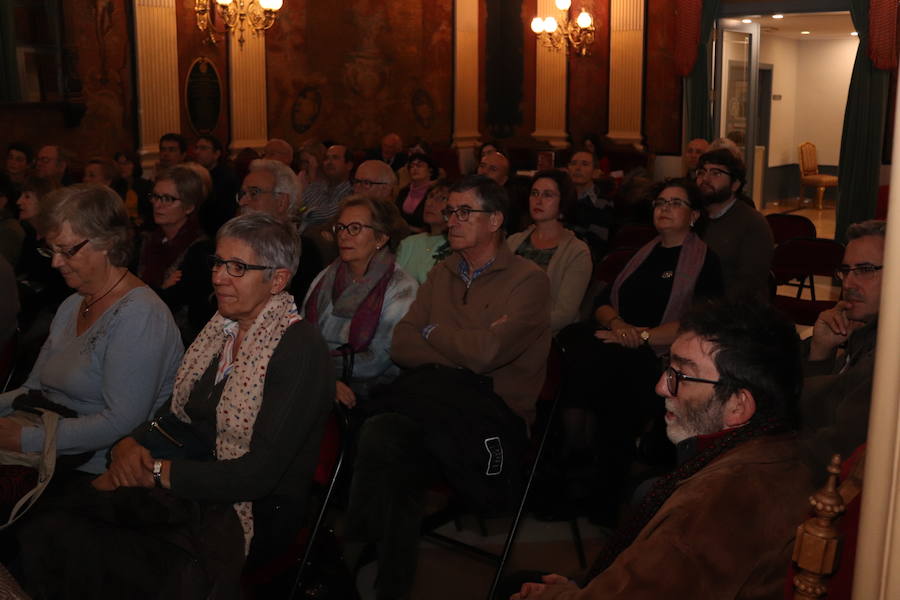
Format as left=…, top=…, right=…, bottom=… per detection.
left=610, top=231, right=707, bottom=330
left=581, top=416, right=790, bottom=584
left=170, top=291, right=301, bottom=554
left=304, top=248, right=395, bottom=354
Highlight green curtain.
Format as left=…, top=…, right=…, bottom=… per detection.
left=836, top=0, right=890, bottom=242
left=684, top=0, right=720, bottom=141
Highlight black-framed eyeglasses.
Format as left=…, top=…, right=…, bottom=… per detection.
left=834, top=263, right=883, bottom=281
left=149, top=192, right=180, bottom=204
left=351, top=178, right=388, bottom=188
left=664, top=365, right=721, bottom=397
left=207, top=255, right=274, bottom=277
left=332, top=222, right=380, bottom=236
left=37, top=239, right=90, bottom=260
left=441, top=206, right=494, bottom=222
left=652, top=198, right=692, bottom=209
left=236, top=187, right=277, bottom=203
left=695, top=167, right=732, bottom=179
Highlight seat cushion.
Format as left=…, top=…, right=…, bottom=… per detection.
left=801, top=174, right=839, bottom=187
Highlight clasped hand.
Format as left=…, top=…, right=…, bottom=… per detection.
left=92, top=437, right=155, bottom=491
left=595, top=319, right=645, bottom=349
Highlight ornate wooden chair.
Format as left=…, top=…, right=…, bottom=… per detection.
left=798, top=142, right=839, bottom=210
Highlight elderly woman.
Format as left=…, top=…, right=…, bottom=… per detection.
left=507, top=170, right=591, bottom=333
left=0, top=184, right=183, bottom=476
left=138, top=164, right=215, bottom=343
left=552, top=178, right=724, bottom=523
left=303, top=195, right=418, bottom=409
left=395, top=179, right=452, bottom=283
left=18, top=212, right=334, bottom=597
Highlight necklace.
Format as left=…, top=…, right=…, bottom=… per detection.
left=81, top=270, right=129, bottom=318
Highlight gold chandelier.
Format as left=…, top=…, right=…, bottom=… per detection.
left=195, top=0, right=284, bottom=47
left=531, top=0, right=595, bottom=56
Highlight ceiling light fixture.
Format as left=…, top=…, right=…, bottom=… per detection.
left=741, top=18, right=752, bottom=24
left=195, top=0, right=284, bottom=47
left=772, top=14, right=784, bottom=19
left=801, top=31, right=811, bottom=35
left=531, top=0, right=595, bottom=56
left=851, top=31, right=859, bottom=36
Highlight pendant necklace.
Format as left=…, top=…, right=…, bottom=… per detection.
left=81, top=270, right=128, bottom=318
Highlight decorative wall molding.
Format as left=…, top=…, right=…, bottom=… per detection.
left=228, top=29, right=268, bottom=152
left=608, top=0, right=644, bottom=146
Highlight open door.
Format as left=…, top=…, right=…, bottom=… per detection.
left=713, top=19, right=760, bottom=198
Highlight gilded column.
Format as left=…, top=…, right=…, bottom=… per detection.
left=532, top=0, right=569, bottom=149
left=133, top=0, right=179, bottom=176
left=453, top=0, right=480, bottom=173
left=229, top=30, right=268, bottom=153
left=608, top=0, right=644, bottom=146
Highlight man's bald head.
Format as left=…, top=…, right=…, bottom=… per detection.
left=477, top=152, right=510, bottom=186
left=381, top=133, right=403, bottom=161
left=353, top=160, right=397, bottom=200
left=263, top=138, right=294, bottom=167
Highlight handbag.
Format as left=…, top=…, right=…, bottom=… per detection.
left=131, top=412, right=215, bottom=461
left=0, top=390, right=91, bottom=528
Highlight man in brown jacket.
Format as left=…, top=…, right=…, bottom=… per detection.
left=345, top=175, right=551, bottom=600
left=513, top=301, right=812, bottom=600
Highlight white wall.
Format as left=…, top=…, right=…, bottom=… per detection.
left=794, top=38, right=857, bottom=165
left=760, top=35, right=799, bottom=166
left=759, top=34, right=856, bottom=167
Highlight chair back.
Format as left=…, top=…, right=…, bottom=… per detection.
left=771, top=237, right=844, bottom=285
left=798, top=142, right=820, bottom=177
left=766, top=213, right=817, bottom=246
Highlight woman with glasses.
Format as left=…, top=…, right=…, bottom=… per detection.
left=0, top=184, right=183, bottom=477
left=137, top=164, right=215, bottom=343
left=395, top=152, right=438, bottom=231
left=507, top=170, right=591, bottom=333
left=396, top=179, right=453, bottom=283
left=18, top=212, right=334, bottom=597
left=302, top=195, right=418, bottom=409
left=553, top=178, right=723, bottom=525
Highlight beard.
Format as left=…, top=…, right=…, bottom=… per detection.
left=699, top=181, right=734, bottom=206
left=665, top=392, right=726, bottom=444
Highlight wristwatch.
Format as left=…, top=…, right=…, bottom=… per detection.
left=640, top=330, right=651, bottom=344
left=152, top=460, right=163, bottom=488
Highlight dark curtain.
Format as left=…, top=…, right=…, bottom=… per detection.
left=485, top=0, right=524, bottom=139
left=836, top=0, right=890, bottom=242
left=684, top=0, right=720, bottom=141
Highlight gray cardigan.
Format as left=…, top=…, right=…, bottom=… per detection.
left=507, top=226, right=592, bottom=333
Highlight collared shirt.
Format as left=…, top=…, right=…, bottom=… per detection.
left=458, top=256, right=496, bottom=287
left=301, top=180, right=352, bottom=226
left=708, top=197, right=737, bottom=220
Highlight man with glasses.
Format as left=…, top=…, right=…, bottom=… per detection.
left=301, top=144, right=354, bottom=226
left=351, top=159, right=396, bottom=201
left=510, top=301, right=811, bottom=599
left=695, top=148, right=773, bottom=304
left=345, top=175, right=551, bottom=600
left=35, top=145, right=74, bottom=185
left=799, top=220, right=884, bottom=476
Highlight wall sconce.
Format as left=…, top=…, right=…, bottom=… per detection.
left=195, top=0, right=284, bottom=47
left=531, top=0, right=595, bottom=56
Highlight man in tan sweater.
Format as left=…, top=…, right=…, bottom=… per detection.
left=345, top=175, right=551, bottom=600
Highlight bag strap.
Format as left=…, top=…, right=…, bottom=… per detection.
left=0, top=408, right=59, bottom=529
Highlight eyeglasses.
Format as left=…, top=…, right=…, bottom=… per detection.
left=208, top=255, right=274, bottom=277
left=695, top=167, right=732, bottom=179
left=332, top=222, right=380, bottom=236
left=834, top=263, right=883, bottom=281
left=149, top=192, right=180, bottom=204
left=441, top=206, right=494, bottom=222
left=37, top=239, right=90, bottom=259
left=530, top=189, right=559, bottom=199
left=351, top=178, right=389, bottom=188
left=652, top=198, right=692, bottom=209
left=236, top=187, right=277, bottom=203
left=664, top=365, right=721, bottom=397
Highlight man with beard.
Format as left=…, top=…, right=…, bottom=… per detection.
left=511, top=301, right=812, bottom=599
left=798, top=220, right=883, bottom=477
left=694, top=149, right=773, bottom=303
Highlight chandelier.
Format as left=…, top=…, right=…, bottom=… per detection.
left=195, top=0, right=284, bottom=47
left=531, top=0, right=595, bottom=56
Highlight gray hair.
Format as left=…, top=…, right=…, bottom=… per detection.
left=847, top=219, right=886, bottom=241
left=248, top=158, right=299, bottom=211
left=217, top=212, right=300, bottom=278
left=42, top=184, right=132, bottom=267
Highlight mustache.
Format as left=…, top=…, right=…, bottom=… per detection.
left=844, top=290, right=864, bottom=302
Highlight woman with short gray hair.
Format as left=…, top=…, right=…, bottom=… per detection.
left=0, top=183, right=183, bottom=476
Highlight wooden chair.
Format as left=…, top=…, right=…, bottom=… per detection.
left=766, top=213, right=817, bottom=246
left=798, top=142, right=839, bottom=210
